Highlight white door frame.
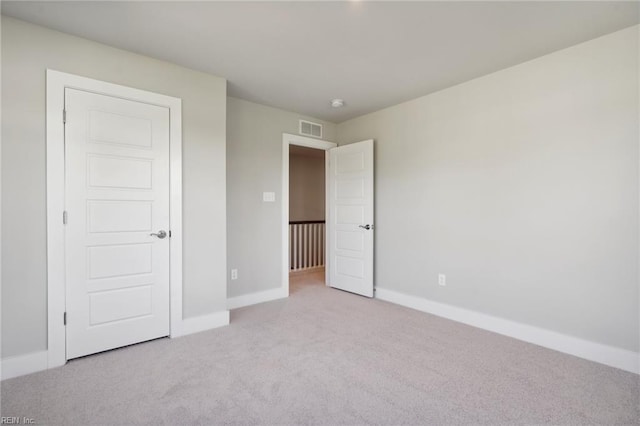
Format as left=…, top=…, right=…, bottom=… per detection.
left=46, top=70, right=183, bottom=369
left=281, top=133, right=337, bottom=295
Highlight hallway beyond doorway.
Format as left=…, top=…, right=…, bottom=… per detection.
left=290, top=268, right=325, bottom=295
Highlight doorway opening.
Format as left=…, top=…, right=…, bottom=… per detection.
left=289, top=145, right=327, bottom=293
left=281, top=133, right=375, bottom=298
left=281, top=133, right=336, bottom=296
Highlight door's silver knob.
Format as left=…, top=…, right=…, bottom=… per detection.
left=359, top=224, right=372, bottom=230
left=150, top=230, right=167, bottom=239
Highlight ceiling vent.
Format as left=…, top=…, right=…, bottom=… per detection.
left=299, top=120, right=323, bottom=139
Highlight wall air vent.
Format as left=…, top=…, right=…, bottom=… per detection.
left=299, top=120, right=323, bottom=139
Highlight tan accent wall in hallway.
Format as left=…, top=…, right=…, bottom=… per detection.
left=289, top=152, right=325, bottom=222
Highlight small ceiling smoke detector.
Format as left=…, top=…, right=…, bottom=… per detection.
left=330, top=99, right=345, bottom=108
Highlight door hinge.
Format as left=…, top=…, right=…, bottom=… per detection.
left=169, top=230, right=172, bottom=238
left=63, top=109, right=67, bottom=124
left=63, top=312, right=67, bottom=326
left=63, top=210, right=68, bottom=225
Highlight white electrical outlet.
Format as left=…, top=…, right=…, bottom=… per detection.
left=231, top=269, right=238, bottom=280
left=438, top=274, right=446, bottom=286
left=263, top=192, right=276, bottom=202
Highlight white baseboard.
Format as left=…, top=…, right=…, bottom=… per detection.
left=290, top=266, right=325, bottom=275
left=375, top=288, right=639, bottom=374
left=176, top=310, right=230, bottom=337
left=2, top=311, right=231, bottom=380
left=1, top=350, right=49, bottom=381
left=228, top=287, right=288, bottom=310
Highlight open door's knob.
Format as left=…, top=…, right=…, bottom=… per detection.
left=359, top=224, right=372, bottom=230
left=150, top=230, right=167, bottom=239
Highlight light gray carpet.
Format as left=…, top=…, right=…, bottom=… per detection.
left=2, top=270, right=638, bottom=425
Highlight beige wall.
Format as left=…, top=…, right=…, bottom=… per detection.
left=289, top=154, right=325, bottom=222
left=337, top=26, right=639, bottom=352
left=226, top=97, right=335, bottom=298
left=1, top=17, right=228, bottom=358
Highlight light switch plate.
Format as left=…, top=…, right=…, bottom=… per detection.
left=263, top=192, right=276, bottom=202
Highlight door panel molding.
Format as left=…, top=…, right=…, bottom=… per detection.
left=46, top=70, right=183, bottom=368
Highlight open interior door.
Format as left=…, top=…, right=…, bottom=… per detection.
left=327, top=140, right=374, bottom=297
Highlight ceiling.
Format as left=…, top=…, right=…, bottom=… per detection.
left=2, top=1, right=638, bottom=123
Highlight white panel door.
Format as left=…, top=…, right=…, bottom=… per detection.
left=65, top=88, right=170, bottom=359
left=328, top=140, right=374, bottom=297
